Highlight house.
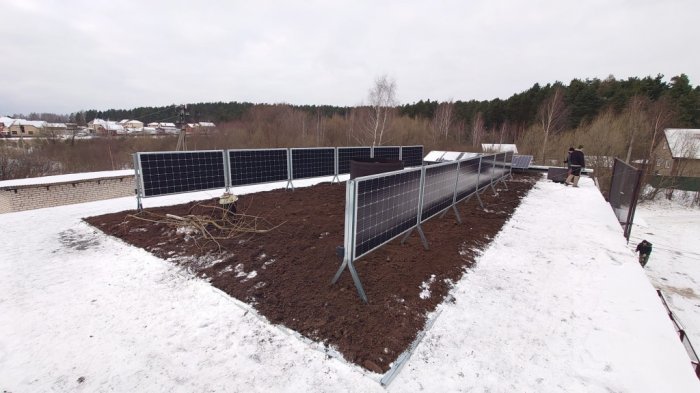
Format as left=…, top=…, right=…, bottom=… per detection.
left=0, top=116, right=14, bottom=137
left=481, top=144, right=518, bottom=154
left=653, top=129, right=700, bottom=177
left=122, top=120, right=144, bottom=133
left=8, top=119, right=47, bottom=136
left=88, top=119, right=125, bottom=135
left=185, top=122, right=216, bottom=135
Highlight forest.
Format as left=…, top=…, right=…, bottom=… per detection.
left=2, top=73, right=699, bottom=192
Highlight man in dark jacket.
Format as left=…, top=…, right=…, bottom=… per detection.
left=566, top=145, right=585, bottom=187
left=636, top=240, right=653, bottom=267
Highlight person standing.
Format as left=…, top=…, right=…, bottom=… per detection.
left=564, top=147, right=575, bottom=177
left=566, top=145, right=585, bottom=187
left=636, top=240, right=653, bottom=267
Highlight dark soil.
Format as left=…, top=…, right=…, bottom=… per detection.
left=84, top=172, right=539, bottom=373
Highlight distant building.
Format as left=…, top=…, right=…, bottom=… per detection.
left=88, top=119, right=125, bottom=135
left=122, top=120, right=144, bottom=133
left=8, top=119, right=47, bottom=136
left=653, top=129, right=700, bottom=177
left=0, top=116, right=14, bottom=137
left=481, top=144, right=518, bottom=154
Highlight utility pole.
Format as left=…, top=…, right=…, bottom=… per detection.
left=176, top=104, right=189, bottom=151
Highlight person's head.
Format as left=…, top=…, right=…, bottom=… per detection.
left=568, top=147, right=575, bottom=152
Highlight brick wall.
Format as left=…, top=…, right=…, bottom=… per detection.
left=0, top=175, right=135, bottom=214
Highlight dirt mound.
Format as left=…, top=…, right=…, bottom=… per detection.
left=85, top=172, right=539, bottom=373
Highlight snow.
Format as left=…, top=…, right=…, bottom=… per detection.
left=0, top=170, right=134, bottom=188
left=630, top=193, right=700, bottom=345
left=1, top=174, right=699, bottom=392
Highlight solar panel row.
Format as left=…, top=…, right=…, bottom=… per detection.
left=137, top=146, right=424, bottom=199
left=338, top=153, right=513, bottom=301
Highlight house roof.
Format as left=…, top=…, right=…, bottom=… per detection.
left=481, top=144, right=518, bottom=154
left=664, top=129, right=700, bottom=159
left=15, top=119, right=47, bottom=127
left=1, top=116, right=15, bottom=127
left=198, top=122, right=215, bottom=127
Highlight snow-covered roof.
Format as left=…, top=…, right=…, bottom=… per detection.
left=481, top=143, right=518, bottom=154
left=118, top=119, right=130, bottom=124
left=1, top=116, right=15, bottom=127
left=198, top=122, right=215, bottom=127
left=46, top=123, right=67, bottom=128
left=13, top=119, right=47, bottom=128
left=0, top=170, right=134, bottom=188
left=2, top=175, right=699, bottom=391
left=664, top=129, right=700, bottom=159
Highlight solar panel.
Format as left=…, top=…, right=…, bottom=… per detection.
left=511, top=155, right=533, bottom=169
left=420, top=161, right=459, bottom=222
left=290, top=148, right=335, bottom=180
left=137, top=150, right=226, bottom=197
left=400, top=146, right=424, bottom=167
left=229, top=148, right=289, bottom=186
left=455, top=156, right=482, bottom=202
left=495, top=152, right=507, bottom=178
left=337, top=147, right=372, bottom=175
left=353, top=167, right=422, bottom=260
left=478, top=154, right=496, bottom=189
left=372, top=146, right=400, bottom=161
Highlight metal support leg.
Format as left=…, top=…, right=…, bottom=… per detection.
left=331, top=257, right=367, bottom=303
left=439, top=205, right=462, bottom=224
left=286, top=180, right=295, bottom=190
left=347, top=260, right=368, bottom=303
left=400, top=225, right=430, bottom=250
left=490, top=183, right=497, bottom=195
left=475, top=191, right=485, bottom=209
left=331, top=174, right=340, bottom=184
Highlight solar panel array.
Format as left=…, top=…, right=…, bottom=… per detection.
left=338, top=153, right=516, bottom=301
left=135, top=145, right=425, bottom=200
left=400, top=146, right=424, bottom=167
left=353, top=168, right=422, bottom=259
left=290, top=148, right=335, bottom=179
left=420, top=161, right=459, bottom=222
left=511, top=155, right=533, bottom=169
left=454, top=156, right=481, bottom=202
left=478, top=154, right=496, bottom=189
left=138, top=151, right=226, bottom=197
left=372, top=146, right=401, bottom=161
left=229, top=149, right=289, bottom=186
left=337, top=147, right=372, bottom=174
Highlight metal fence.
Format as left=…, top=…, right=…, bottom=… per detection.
left=657, top=290, right=700, bottom=379
left=608, top=158, right=643, bottom=240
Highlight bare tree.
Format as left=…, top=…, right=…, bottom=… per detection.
left=431, top=100, right=454, bottom=142
left=471, top=112, right=485, bottom=147
left=537, top=87, right=566, bottom=164
left=623, top=95, right=649, bottom=164
left=364, top=75, right=397, bottom=147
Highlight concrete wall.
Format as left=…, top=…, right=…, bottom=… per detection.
left=0, top=175, right=134, bottom=214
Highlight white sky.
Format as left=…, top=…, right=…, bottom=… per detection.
left=1, top=0, right=699, bottom=114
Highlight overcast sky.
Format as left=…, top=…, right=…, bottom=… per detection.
left=1, top=0, right=698, bottom=115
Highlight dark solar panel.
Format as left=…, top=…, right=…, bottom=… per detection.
left=421, top=161, right=459, bottom=222
left=478, top=155, right=496, bottom=189
left=337, top=147, right=372, bottom=175
left=290, top=148, right=335, bottom=180
left=372, top=146, right=400, bottom=161
left=494, top=153, right=507, bottom=178
left=229, top=149, right=289, bottom=186
left=138, top=150, right=226, bottom=197
left=401, top=146, right=424, bottom=167
left=353, top=168, right=422, bottom=259
left=455, top=156, right=481, bottom=202
left=511, top=155, right=533, bottom=169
